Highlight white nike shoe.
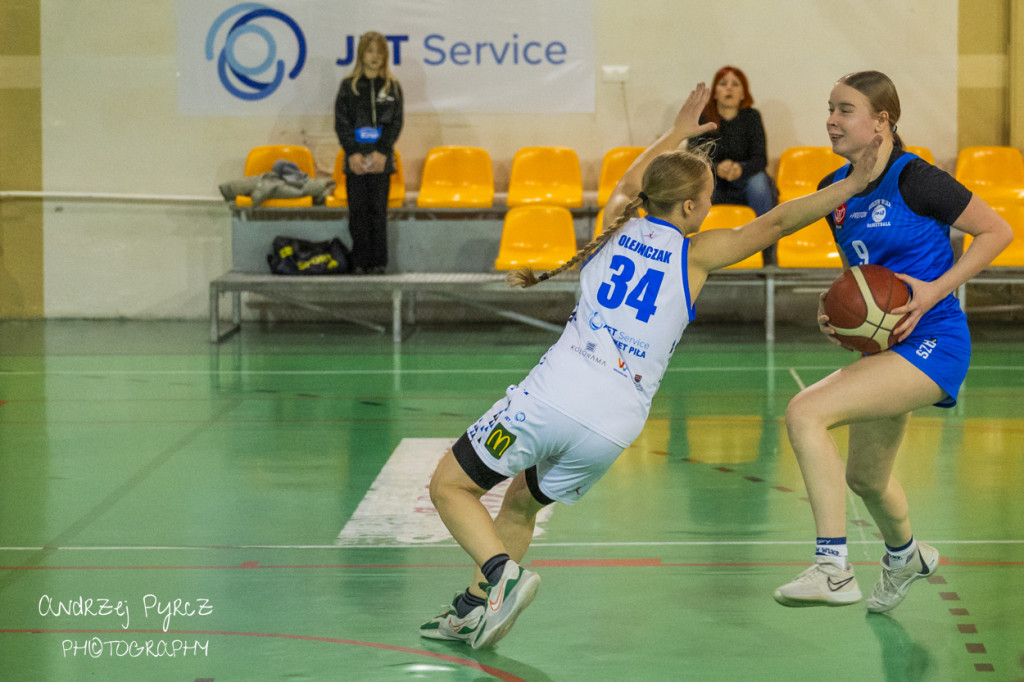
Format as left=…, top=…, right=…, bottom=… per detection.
left=866, top=542, right=939, bottom=613
left=473, top=560, right=541, bottom=649
left=419, top=594, right=484, bottom=643
left=774, top=560, right=862, bottom=607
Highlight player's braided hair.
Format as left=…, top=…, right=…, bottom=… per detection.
left=507, top=148, right=711, bottom=289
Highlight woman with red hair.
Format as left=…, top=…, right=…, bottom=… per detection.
left=691, top=66, right=776, bottom=216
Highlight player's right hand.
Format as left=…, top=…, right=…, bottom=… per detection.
left=817, top=292, right=841, bottom=346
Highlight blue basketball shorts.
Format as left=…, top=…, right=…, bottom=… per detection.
left=889, top=312, right=971, bottom=408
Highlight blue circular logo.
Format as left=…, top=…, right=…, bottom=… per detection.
left=205, top=3, right=307, bottom=101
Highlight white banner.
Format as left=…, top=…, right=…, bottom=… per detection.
left=176, top=0, right=595, bottom=115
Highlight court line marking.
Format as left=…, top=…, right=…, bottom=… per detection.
left=1, top=364, right=1020, bottom=377
left=335, top=438, right=555, bottom=546
left=0, top=629, right=526, bottom=682
left=788, top=368, right=806, bottom=390
left=2, top=540, right=1022, bottom=551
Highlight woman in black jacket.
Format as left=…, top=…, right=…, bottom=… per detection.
left=334, top=32, right=403, bottom=274
left=690, top=65, right=775, bottom=217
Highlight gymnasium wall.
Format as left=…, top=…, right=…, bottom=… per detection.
left=0, top=0, right=1017, bottom=319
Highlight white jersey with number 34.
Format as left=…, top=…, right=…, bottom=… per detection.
left=519, top=216, right=694, bottom=447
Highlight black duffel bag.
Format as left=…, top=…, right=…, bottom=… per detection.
left=267, top=236, right=352, bottom=275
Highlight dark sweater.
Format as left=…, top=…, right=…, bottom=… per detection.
left=691, top=107, right=768, bottom=178
left=334, top=75, right=403, bottom=174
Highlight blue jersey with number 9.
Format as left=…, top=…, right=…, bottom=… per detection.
left=831, top=153, right=961, bottom=321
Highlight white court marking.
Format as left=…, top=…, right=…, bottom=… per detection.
left=2, top=540, right=1020, bottom=552
left=334, top=438, right=555, bottom=547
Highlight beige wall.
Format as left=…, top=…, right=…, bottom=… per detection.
left=1011, top=0, right=1024, bottom=148
left=0, top=2, right=43, bottom=318
left=958, top=0, right=1012, bottom=148
left=0, top=1, right=1018, bottom=319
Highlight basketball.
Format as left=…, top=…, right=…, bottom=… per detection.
left=822, top=265, right=911, bottom=354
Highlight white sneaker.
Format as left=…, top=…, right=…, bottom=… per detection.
left=866, top=542, right=939, bottom=613
left=474, top=560, right=540, bottom=649
left=419, top=595, right=484, bottom=643
left=774, top=561, right=862, bottom=607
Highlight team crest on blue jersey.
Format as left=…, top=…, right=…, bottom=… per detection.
left=834, top=203, right=846, bottom=228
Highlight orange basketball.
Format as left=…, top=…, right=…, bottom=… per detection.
left=822, top=265, right=911, bottom=354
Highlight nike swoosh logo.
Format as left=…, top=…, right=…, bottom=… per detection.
left=828, top=576, right=855, bottom=591
left=446, top=616, right=474, bottom=632
left=918, top=550, right=930, bottom=575
left=488, top=573, right=518, bottom=611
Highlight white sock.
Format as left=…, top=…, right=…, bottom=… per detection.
left=885, top=538, right=917, bottom=569
left=815, top=537, right=848, bottom=567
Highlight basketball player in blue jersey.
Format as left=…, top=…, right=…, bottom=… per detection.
left=419, top=83, right=881, bottom=649
left=774, top=71, right=1012, bottom=611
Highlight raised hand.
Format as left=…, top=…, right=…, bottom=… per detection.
left=674, top=82, right=718, bottom=139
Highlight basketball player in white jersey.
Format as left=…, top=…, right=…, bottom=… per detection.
left=420, top=83, right=880, bottom=649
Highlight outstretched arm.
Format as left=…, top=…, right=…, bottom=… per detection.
left=601, top=83, right=718, bottom=233
left=689, top=137, right=882, bottom=274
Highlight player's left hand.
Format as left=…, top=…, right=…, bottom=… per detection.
left=890, top=272, right=941, bottom=340
left=674, top=83, right=718, bottom=139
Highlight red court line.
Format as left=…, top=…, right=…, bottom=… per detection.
left=0, top=628, right=526, bottom=682
left=530, top=558, right=661, bottom=567
left=0, top=563, right=476, bottom=571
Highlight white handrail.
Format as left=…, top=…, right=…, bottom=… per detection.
left=0, top=190, right=224, bottom=204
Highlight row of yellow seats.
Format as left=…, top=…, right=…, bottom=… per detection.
left=234, top=144, right=645, bottom=210
left=234, top=145, right=407, bottom=209
left=494, top=204, right=764, bottom=273
left=498, top=144, right=1024, bottom=274
left=237, top=144, right=1022, bottom=270
left=773, top=145, right=1024, bottom=268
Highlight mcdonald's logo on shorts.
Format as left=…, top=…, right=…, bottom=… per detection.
left=484, top=426, right=517, bottom=459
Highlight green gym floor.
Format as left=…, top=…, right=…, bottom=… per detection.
left=1, top=318, right=1021, bottom=681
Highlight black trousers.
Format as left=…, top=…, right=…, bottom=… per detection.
left=346, top=172, right=390, bottom=270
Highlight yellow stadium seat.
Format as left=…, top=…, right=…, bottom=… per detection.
left=494, top=205, right=578, bottom=271
left=955, top=146, right=1024, bottom=205
left=597, top=147, right=645, bottom=206
left=235, top=145, right=316, bottom=207
left=325, top=150, right=348, bottom=207
left=506, top=147, right=583, bottom=208
left=776, top=218, right=842, bottom=268
left=905, top=145, right=934, bottom=165
left=325, top=149, right=405, bottom=208
left=964, top=203, right=1024, bottom=266
left=776, top=146, right=846, bottom=203
left=594, top=207, right=605, bottom=239
left=416, top=146, right=495, bottom=208
left=774, top=147, right=846, bottom=268
left=388, top=150, right=406, bottom=208
left=700, top=205, right=763, bottom=269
